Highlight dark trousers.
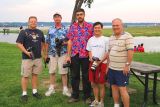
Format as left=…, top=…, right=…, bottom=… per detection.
left=70, top=54, right=91, bottom=99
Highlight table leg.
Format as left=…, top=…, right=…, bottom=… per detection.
left=142, top=74, right=149, bottom=107
left=110, top=84, right=112, bottom=97
left=153, top=73, right=158, bottom=104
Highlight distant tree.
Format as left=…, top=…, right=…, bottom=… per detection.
left=71, top=0, right=94, bottom=23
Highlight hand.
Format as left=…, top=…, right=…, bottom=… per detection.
left=123, top=65, right=130, bottom=76
left=65, top=56, right=71, bottom=63
left=62, top=41, right=68, bottom=45
left=106, top=64, right=109, bottom=74
left=96, top=61, right=101, bottom=66
left=26, top=51, right=31, bottom=58
left=89, top=58, right=93, bottom=62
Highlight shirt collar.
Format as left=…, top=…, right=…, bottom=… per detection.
left=53, top=24, right=65, bottom=29
left=113, top=32, right=125, bottom=37
left=74, top=21, right=87, bottom=27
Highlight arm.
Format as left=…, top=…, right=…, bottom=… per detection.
left=123, top=50, right=134, bottom=75
left=45, top=43, right=49, bottom=57
left=66, top=39, right=72, bottom=62
left=88, top=51, right=93, bottom=62
left=127, top=50, right=134, bottom=65
left=41, top=42, right=46, bottom=60
left=100, top=52, right=109, bottom=64
left=17, top=43, right=31, bottom=57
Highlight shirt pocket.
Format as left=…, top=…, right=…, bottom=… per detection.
left=117, top=41, right=126, bottom=52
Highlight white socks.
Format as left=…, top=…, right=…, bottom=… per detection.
left=22, top=91, right=27, bottom=96
left=63, top=86, right=68, bottom=92
left=114, top=104, right=120, bottom=107
left=32, top=89, right=37, bottom=94
left=49, top=84, right=55, bottom=90
left=22, top=89, right=37, bottom=95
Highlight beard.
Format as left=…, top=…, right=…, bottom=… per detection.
left=77, top=18, right=84, bottom=23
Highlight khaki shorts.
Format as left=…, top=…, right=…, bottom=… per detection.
left=48, top=54, right=68, bottom=74
left=21, top=58, right=43, bottom=77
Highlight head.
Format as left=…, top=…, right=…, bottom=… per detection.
left=141, top=43, right=143, bottom=46
left=28, top=16, right=37, bottom=29
left=93, top=22, right=103, bottom=37
left=53, top=13, right=62, bottom=24
left=75, top=8, right=85, bottom=23
left=112, top=18, right=124, bottom=36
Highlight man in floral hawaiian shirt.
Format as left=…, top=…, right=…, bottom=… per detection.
left=45, top=13, right=71, bottom=97
left=66, top=8, right=93, bottom=104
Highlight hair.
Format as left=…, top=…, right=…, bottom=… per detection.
left=53, top=13, right=62, bottom=18
left=93, top=22, right=103, bottom=28
left=76, top=8, right=85, bottom=14
left=28, top=16, right=37, bottom=21
left=112, top=18, right=123, bottom=23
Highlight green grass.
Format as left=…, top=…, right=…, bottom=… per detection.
left=133, top=52, right=160, bottom=66
left=0, top=43, right=160, bottom=107
left=1, top=26, right=160, bottom=37
left=103, top=26, right=160, bottom=37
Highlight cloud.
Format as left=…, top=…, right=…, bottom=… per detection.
left=0, top=0, right=160, bottom=22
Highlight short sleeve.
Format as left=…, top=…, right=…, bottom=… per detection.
left=125, top=33, right=134, bottom=50
left=108, top=37, right=112, bottom=52
left=16, top=30, right=25, bottom=44
left=86, top=38, right=91, bottom=51
left=45, top=29, right=50, bottom=44
left=64, top=27, right=68, bottom=37
left=67, top=25, right=74, bottom=41
left=105, top=37, right=109, bottom=52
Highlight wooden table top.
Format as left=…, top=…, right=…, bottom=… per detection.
left=131, top=62, right=160, bottom=74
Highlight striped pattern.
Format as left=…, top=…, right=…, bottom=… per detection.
left=109, top=32, right=134, bottom=71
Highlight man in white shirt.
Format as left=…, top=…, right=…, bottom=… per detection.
left=86, top=22, right=109, bottom=107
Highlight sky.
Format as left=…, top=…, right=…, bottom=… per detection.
left=0, top=0, right=160, bottom=22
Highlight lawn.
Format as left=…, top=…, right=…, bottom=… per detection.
left=0, top=43, right=160, bottom=107
left=103, top=26, right=160, bottom=37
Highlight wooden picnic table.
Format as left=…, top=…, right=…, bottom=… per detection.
left=3, top=28, right=10, bottom=35
left=130, top=61, right=160, bottom=107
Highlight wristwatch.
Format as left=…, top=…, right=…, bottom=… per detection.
left=125, top=62, right=130, bottom=66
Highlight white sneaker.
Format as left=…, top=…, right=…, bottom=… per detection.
left=62, top=90, right=71, bottom=97
left=45, top=88, right=55, bottom=96
left=98, top=102, right=104, bottom=107
left=90, top=100, right=99, bottom=107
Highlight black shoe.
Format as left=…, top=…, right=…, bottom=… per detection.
left=68, top=97, right=79, bottom=103
left=32, top=92, right=42, bottom=99
left=20, top=95, right=28, bottom=103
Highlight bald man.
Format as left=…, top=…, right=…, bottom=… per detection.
left=107, top=18, right=134, bottom=107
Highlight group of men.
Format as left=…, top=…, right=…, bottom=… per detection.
left=16, top=8, right=134, bottom=107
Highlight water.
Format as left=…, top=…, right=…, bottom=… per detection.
left=0, top=33, right=160, bottom=52
left=0, top=33, right=18, bottom=44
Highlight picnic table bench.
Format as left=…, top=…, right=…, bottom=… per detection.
left=3, top=28, right=10, bottom=35
left=130, top=61, right=160, bottom=107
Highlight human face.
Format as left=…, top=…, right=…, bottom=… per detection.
left=112, top=20, right=123, bottom=36
left=94, top=24, right=103, bottom=37
left=53, top=15, right=62, bottom=24
left=76, top=12, right=85, bottom=23
left=28, top=18, right=37, bottom=29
